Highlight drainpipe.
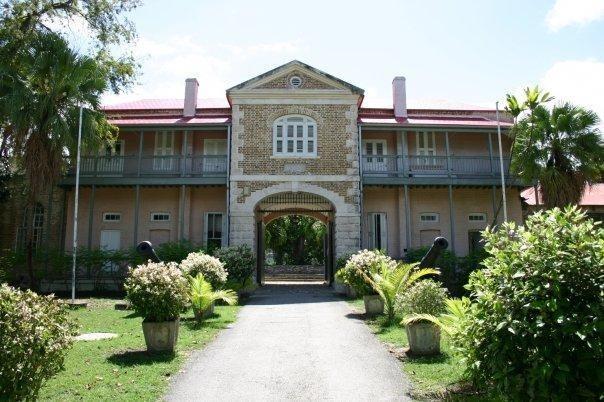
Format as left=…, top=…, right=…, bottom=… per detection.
left=226, top=124, right=232, bottom=246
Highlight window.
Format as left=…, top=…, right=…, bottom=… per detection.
left=416, top=131, right=436, bottom=156
left=368, top=212, right=388, bottom=252
left=16, top=203, right=44, bottom=250
left=468, top=213, right=487, bottom=222
left=419, top=213, right=439, bottom=223
left=205, top=212, right=225, bottom=249
left=97, top=140, right=125, bottom=174
left=150, top=212, right=170, bottom=222
left=289, top=76, right=302, bottom=87
left=363, top=140, right=388, bottom=171
left=154, top=131, right=175, bottom=171
left=103, top=212, right=121, bottom=222
left=273, top=115, right=317, bottom=157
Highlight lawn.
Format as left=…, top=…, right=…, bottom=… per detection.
left=38, top=298, right=239, bottom=401
left=347, top=298, right=498, bottom=401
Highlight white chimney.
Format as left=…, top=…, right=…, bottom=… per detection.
left=392, top=76, right=407, bottom=118
left=183, top=78, right=199, bottom=117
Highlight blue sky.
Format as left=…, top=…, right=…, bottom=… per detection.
left=99, top=0, right=604, bottom=118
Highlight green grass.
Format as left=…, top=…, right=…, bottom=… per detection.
left=38, top=298, right=239, bottom=401
left=347, top=298, right=498, bottom=401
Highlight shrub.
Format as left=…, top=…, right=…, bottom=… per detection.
left=212, top=245, right=255, bottom=284
left=188, top=274, right=238, bottom=322
left=462, top=207, right=604, bottom=399
left=155, top=240, right=202, bottom=263
left=124, top=261, right=189, bottom=322
left=180, top=251, right=227, bottom=288
left=0, top=285, right=77, bottom=400
left=398, top=279, right=447, bottom=317
left=338, top=249, right=396, bottom=296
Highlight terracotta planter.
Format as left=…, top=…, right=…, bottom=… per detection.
left=406, top=321, right=441, bottom=356
left=333, top=280, right=348, bottom=295
left=363, top=294, right=384, bottom=316
left=142, top=318, right=180, bottom=352
left=193, top=302, right=215, bottom=322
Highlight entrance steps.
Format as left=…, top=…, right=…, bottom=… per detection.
left=264, top=265, right=325, bottom=282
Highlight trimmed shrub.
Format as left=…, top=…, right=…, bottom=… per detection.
left=462, top=207, right=604, bottom=399
left=155, top=240, right=202, bottom=263
left=398, top=279, right=448, bottom=317
left=337, top=249, right=396, bottom=296
left=179, top=251, right=227, bottom=288
left=0, top=285, right=77, bottom=400
left=213, top=245, right=255, bottom=284
left=124, top=261, right=189, bottom=322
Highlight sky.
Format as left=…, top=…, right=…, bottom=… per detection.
left=91, top=0, right=604, bottom=120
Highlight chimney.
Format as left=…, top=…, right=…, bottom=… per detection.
left=183, top=78, right=199, bottom=117
left=392, top=76, right=407, bottom=119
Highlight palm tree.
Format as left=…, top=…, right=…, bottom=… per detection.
left=363, top=261, right=439, bottom=323
left=188, top=274, right=238, bottom=322
left=0, top=32, right=115, bottom=288
left=511, top=102, right=604, bottom=208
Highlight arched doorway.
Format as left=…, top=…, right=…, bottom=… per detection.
left=254, top=192, right=335, bottom=285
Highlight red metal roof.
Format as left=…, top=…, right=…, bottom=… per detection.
left=103, top=98, right=230, bottom=111
left=522, top=184, right=604, bottom=206
left=108, top=116, right=230, bottom=126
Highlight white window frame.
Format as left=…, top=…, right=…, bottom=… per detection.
left=419, top=212, right=439, bottom=223
left=150, top=212, right=171, bottom=222
left=368, top=212, right=388, bottom=252
left=272, top=115, right=317, bottom=157
left=468, top=213, right=487, bottom=223
left=204, top=212, right=226, bottom=247
left=103, top=212, right=122, bottom=222
left=363, top=139, right=387, bottom=162
left=416, top=131, right=436, bottom=156
left=153, top=131, right=175, bottom=171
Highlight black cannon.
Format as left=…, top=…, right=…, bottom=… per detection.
left=418, top=237, right=449, bottom=268
left=136, top=241, right=160, bottom=263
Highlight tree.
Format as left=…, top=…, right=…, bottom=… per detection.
left=508, top=89, right=604, bottom=207
left=264, top=215, right=326, bottom=265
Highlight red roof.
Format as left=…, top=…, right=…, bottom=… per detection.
left=522, top=184, right=604, bottom=206
left=108, top=116, right=230, bottom=126
left=103, top=98, right=230, bottom=111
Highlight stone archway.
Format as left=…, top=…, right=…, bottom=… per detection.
left=254, top=192, right=335, bottom=285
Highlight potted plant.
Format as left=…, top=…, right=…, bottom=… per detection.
left=124, top=261, right=188, bottom=352
left=338, top=250, right=396, bottom=315
left=180, top=251, right=228, bottom=289
left=213, top=245, right=256, bottom=297
left=188, top=273, right=238, bottom=322
left=400, top=280, right=448, bottom=355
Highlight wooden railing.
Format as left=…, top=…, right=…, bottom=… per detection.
left=362, top=155, right=512, bottom=177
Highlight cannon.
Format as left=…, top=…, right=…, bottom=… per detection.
left=418, top=237, right=449, bottom=268
left=136, top=241, right=160, bottom=263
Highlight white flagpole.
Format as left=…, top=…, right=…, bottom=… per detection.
left=495, top=101, right=508, bottom=222
left=71, top=106, right=83, bottom=302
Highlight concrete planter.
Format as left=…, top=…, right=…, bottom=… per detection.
left=142, top=318, right=180, bottom=352
left=193, top=302, right=215, bottom=322
left=363, top=294, right=384, bottom=316
left=406, top=321, right=441, bottom=356
left=346, top=285, right=358, bottom=298
left=333, top=280, right=348, bottom=295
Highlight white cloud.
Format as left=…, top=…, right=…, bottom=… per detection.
left=546, top=0, right=604, bottom=31
left=541, top=59, right=604, bottom=129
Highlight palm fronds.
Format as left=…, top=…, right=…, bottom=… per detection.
left=403, top=297, right=470, bottom=337
left=188, top=274, right=238, bottom=321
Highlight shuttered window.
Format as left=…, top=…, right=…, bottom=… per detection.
left=273, top=115, right=317, bottom=157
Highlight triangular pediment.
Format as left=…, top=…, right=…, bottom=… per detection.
left=227, top=60, right=364, bottom=95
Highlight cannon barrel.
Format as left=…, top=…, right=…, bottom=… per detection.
left=136, top=241, right=160, bottom=263
left=418, top=237, right=449, bottom=268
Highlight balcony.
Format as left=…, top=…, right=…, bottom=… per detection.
left=61, top=155, right=228, bottom=186
left=362, top=155, right=516, bottom=186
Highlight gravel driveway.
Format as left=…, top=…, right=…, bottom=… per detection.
left=166, top=284, right=411, bottom=401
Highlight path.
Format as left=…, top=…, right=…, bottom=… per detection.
left=166, top=284, right=411, bottom=401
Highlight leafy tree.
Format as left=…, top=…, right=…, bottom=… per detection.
left=506, top=87, right=604, bottom=208
left=264, top=215, right=326, bottom=265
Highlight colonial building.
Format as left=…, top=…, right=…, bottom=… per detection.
left=3, top=60, right=525, bottom=283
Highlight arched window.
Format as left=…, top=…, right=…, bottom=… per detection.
left=273, top=115, right=317, bottom=157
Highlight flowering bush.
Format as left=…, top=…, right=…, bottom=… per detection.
left=124, top=261, right=189, bottom=322
left=180, top=252, right=227, bottom=288
left=0, top=285, right=77, bottom=400
left=398, top=279, right=448, bottom=317
left=338, top=249, right=396, bottom=295
left=213, top=245, right=255, bottom=284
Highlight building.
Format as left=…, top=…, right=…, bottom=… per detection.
left=522, top=184, right=604, bottom=221
left=3, top=60, right=525, bottom=283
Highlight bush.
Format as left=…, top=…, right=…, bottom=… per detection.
left=398, top=279, right=447, bottom=317
left=124, top=261, right=189, bottom=322
left=155, top=240, right=202, bottom=263
left=180, top=251, right=227, bottom=288
left=462, top=207, right=604, bottom=399
left=337, top=249, right=396, bottom=296
left=0, top=285, right=77, bottom=400
left=213, top=245, right=255, bottom=284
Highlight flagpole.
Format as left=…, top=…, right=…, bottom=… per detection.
left=495, top=101, right=508, bottom=222
left=71, top=106, right=83, bottom=302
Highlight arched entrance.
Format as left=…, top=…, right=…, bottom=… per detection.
left=254, top=192, right=336, bottom=285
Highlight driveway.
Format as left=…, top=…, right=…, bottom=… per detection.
left=166, top=284, right=411, bottom=401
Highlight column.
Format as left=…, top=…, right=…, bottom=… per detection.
left=445, top=131, right=452, bottom=176
left=448, top=185, right=456, bottom=253
left=87, top=185, right=95, bottom=249
left=137, top=130, right=143, bottom=177
left=133, top=185, right=140, bottom=247
left=404, top=184, right=411, bottom=251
